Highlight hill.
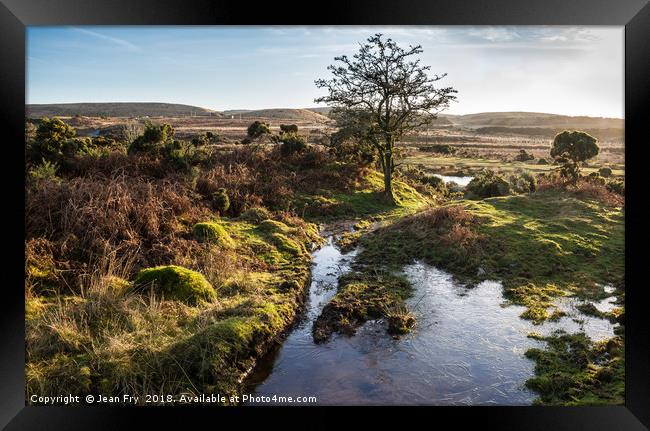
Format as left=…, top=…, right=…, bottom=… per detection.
left=440, top=112, right=623, bottom=129
left=26, top=102, right=222, bottom=118
left=221, top=108, right=331, bottom=123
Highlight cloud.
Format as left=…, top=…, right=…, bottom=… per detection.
left=73, top=28, right=139, bottom=52
left=467, top=27, right=520, bottom=42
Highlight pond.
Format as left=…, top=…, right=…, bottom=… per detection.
left=244, top=236, right=618, bottom=405
left=433, top=174, right=474, bottom=187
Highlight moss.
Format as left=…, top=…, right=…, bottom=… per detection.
left=257, top=219, right=292, bottom=234
left=524, top=332, right=624, bottom=405
left=26, top=296, right=48, bottom=320
left=133, top=265, right=216, bottom=304
left=269, top=233, right=304, bottom=256
left=192, top=222, right=235, bottom=247
left=239, top=207, right=272, bottom=224
left=313, top=272, right=412, bottom=343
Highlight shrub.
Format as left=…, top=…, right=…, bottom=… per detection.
left=212, top=188, right=230, bottom=214
left=247, top=121, right=271, bottom=139
left=537, top=158, right=549, bottom=165
left=514, top=149, right=535, bottom=162
left=28, top=159, right=60, bottom=186
left=606, top=178, right=625, bottom=196
left=508, top=170, right=537, bottom=193
left=465, top=170, right=511, bottom=199
left=192, top=222, right=234, bottom=247
left=133, top=265, right=216, bottom=304
left=27, top=118, right=77, bottom=164
left=279, top=133, right=307, bottom=157
left=423, top=144, right=455, bottom=154
left=599, top=167, right=613, bottom=178
left=279, top=124, right=298, bottom=134
left=425, top=175, right=448, bottom=195
left=128, top=122, right=174, bottom=156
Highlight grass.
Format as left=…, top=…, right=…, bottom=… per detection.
left=403, top=154, right=625, bottom=177
left=299, top=169, right=428, bottom=223
left=26, top=215, right=319, bottom=404
left=355, top=190, right=624, bottom=324
left=524, top=331, right=624, bottom=405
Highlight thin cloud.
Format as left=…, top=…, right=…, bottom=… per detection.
left=73, top=28, right=139, bottom=52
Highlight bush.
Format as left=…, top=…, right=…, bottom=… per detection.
left=128, top=123, right=174, bottom=156
left=426, top=175, right=448, bottom=195
left=212, top=188, right=230, bottom=214
left=465, top=170, right=511, bottom=199
left=133, top=265, right=216, bottom=304
left=508, top=170, right=537, bottom=193
left=537, top=158, right=549, bottom=165
left=27, top=118, right=77, bottom=164
left=419, top=144, right=455, bottom=154
left=514, top=149, right=535, bottom=162
left=192, top=222, right=234, bottom=247
left=279, top=134, right=307, bottom=157
left=279, top=124, right=298, bottom=134
left=606, top=179, right=625, bottom=196
left=28, top=160, right=60, bottom=186
left=599, top=167, right=613, bottom=178
left=247, top=121, right=271, bottom=139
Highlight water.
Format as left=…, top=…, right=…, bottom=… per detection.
left=244, top=241, right=618, bottom=405
left=434, top=174, right=474, bottom=187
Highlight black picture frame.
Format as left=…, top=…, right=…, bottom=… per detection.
left=2, top=0, right=648, bottom=429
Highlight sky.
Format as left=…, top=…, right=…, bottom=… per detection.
left=26, top=26, right=624, bottom=118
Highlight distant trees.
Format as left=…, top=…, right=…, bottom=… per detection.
left=315, top=33, right=457, bottom=203
left=550, top=131, right=599, bottom=182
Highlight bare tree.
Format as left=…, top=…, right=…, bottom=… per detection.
left=315, top=33, right=457, bottom=202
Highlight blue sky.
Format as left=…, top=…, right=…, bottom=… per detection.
left=27, top=26, right=624, bottom=118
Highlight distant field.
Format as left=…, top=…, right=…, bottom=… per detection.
left=403, top=154, right=625, bottom=177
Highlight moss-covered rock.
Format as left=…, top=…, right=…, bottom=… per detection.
left=133, top=265, right=216, bottom=304
left=257, top=219, right=291, bottom=234
left=269, top=233, right=303, bottom=256
left=192, top=222, right=235, bottom=247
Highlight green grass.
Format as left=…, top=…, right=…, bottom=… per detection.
left=299, top=170, right=429, bottom=223
left=524, top=331, right=624, bottom=405
left=404, top=154, right=625, bottom=177
left=356, top=190, right=624, bottom=324
left=26, top=216, right=320, bottom=404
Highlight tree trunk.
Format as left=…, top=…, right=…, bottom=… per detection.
left=382, top=147, right=396, bottom=204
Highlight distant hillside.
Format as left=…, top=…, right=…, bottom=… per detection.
left=27, top=103, right=222, bottom=118
left=441, top=112, right=623, bottom=129
left=221, top=108, right=331, bottom=123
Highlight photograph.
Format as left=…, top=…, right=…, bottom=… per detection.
left=22, top=24, right=628, bottom=407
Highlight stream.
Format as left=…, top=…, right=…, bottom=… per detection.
left=244, top=234, right=618, bottom=405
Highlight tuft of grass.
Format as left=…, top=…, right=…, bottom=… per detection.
left=524, top=331, right=624, bottom=405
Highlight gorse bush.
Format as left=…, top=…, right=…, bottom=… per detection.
left=515, top=149, right=535, bottom=162
left=279, top=133, right=307, bottom=157
left=279, top=124, right=298, bottom=134
left=247, top=121, right=271, bottom=139
left=598, top=167, right=613, bottom=178
left=465, top=170, right=511, bottom=199
left=28, top=159, right=60, bottom=186
left=128, top=122, right=174, bottom=156
left=508, top=170, right=537, bottom=193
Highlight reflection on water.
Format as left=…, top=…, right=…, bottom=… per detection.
left=434, top=174, right=474, bottom=187
left=244, top=241, right=618, bottom=406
